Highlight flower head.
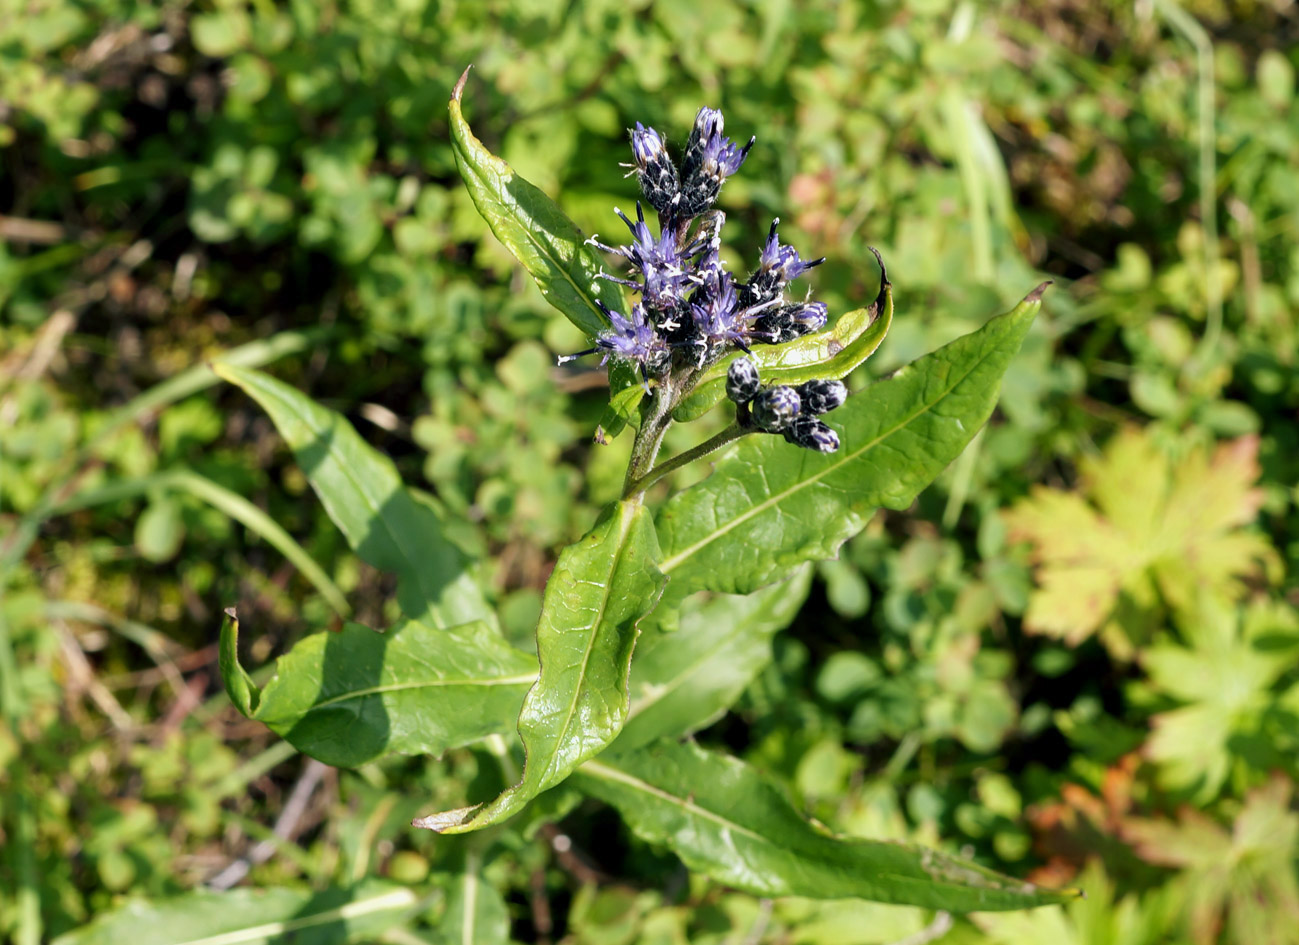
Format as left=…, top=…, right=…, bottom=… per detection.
left=784, top=414, right=840, bottom=453
left=742, top=219, right=826, bottom=307
left=677, top=107, right=754, bottom=217
left=750, top=385, right=801, bottom=433
left=628, top=122, right=680, bottom=215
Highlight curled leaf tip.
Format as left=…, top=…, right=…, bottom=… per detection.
left=1026, top=280, right=1053, bottom=302
left=452, top=64, right=473, bottom=102
left=223, top=606, right=237, bottom=620
left=412, top=806, right=477, bottom=832
left=867, top=245, right=889, bottom=287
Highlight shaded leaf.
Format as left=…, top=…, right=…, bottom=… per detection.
left=615, top=567, right=812, bottom=750
left=656, top=284, right=1045, bottom=611
left=51, top=881, right=420, bottom=945
left=574, top=740, right=1076, bottom=911
left=673, top=255, right=892, bottom=423
left=221, top=611, right=535, bottom=768
left=215, top=364, right=491, bottom=630
left=416, top=501, right=665, bottom=833
left=450, top=66, right=621, bottom=340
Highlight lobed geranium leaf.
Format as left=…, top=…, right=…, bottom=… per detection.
left=220, top=611, right=535, bottom=768
left=574, top=740, right=1077, bottom=911
left=450, top=66, right=622, bottom=340
left=51, top=880, right=420, bottom=945
left=614, top=567, right=812, bottom=751
left=655, top=283, right=1046, bottom=611
left=1003, top=427, right=1278, bottom=657
left=215, top=363, right=492, bottom=630
left=672, top=251, right=892, bottom=423
left=416, top=501, right=666, bottom=833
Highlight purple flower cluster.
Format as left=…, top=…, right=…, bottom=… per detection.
left=570, top=106, right=827, bottom=389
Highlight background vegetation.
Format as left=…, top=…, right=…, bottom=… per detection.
left=2, top=0, right=1297, bottom=942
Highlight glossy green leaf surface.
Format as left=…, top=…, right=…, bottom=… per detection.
left=656, top=286, right=1045, bottom=607
left=216, top=363, right=491, bottom=630
left=615, top=567, right=812, bottom=750
left=51, top=880, right=419, bottom=945
left=672, top=258, right=893, bottom=423
left=575, top=740, right=1076, bottom=911
left=416, top=501, right=665, bottom=833
left=221, top=611, right=535, bottom=768
left=450, top=67, right=622, bottom=340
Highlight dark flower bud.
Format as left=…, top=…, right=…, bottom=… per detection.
left=726, top=357, right=761, bottom=404
left=753, top=300, right=828, bottom=344
left=783, top=414, right=840, bottom=453
left=676, top=107, right=753, bottom=218
left=750, top=385, right=801, bottom=433
left=629, top=123, right=680, bottom=215
left=797, top=378, right=847, bottom=415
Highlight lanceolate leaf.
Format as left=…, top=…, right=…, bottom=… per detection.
left=615, top=567, right=812, bottom=750
left=450, top=66, right=622, bottom=339
left=51, top=880, right=420, bottom=945
left=672, top=251, right=893, bottom=423
left=416, top=501, right=666, bottom=833
left=575, top=740, right=1076, bottom=911
left=655, top=284, right=1046, bottom=609
left=221, top=611, right=535, bottom=768
left=216, top=364, right=491, bottom=630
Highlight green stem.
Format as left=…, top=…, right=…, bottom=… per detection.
left=624, top=422, right=748, bottom=499
left=622, top=386, right=675, bottom=498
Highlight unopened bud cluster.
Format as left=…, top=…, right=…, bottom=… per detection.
left=726, top=358, right=847, bottom=453
left=562, top=107, right=827, bottom=390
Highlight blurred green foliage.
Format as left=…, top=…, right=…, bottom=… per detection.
left=2, top=0, right=1297, bottom=942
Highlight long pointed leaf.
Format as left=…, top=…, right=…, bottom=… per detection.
left=221, top=611, right=535, bottom=768
left=656, top=284, right=1048, bottom=608
left=415, top=501, right=665, bottom=833
left=450, top=67, right=622, bottom=339
left=575, top=740, right=1077, bottom=911
left=50, top=881, right=420, bottom=945
left=215, top=364, right=490, bottom=630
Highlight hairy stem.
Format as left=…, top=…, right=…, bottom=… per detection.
left=624, top=421, right=747, bottom=499
left=622, top=386, right=675, bottom=498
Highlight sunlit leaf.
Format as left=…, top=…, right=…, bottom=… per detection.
left=51, top=881, right=420, bottom=945
left=575, top=739, right=1077, bottom=911
left=1122, top=778, right=1299, bottom=945
left=220, top=611, right=535, bottom=768
left=449, top=66, right=622, bottom=340
left=416, top=501, right=665, bottom=833
left=1004, top=429, right=1278, bottom=655
left=655, top=284, right=1045, bottom=613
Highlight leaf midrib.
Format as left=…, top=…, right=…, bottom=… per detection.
left=579, top=759, right=768, bottom=845
left=540, top=503, right=639, bottom=780
left=659, top=322, right=1014, bottom=575
left=303, top=672, right=540, bottom=711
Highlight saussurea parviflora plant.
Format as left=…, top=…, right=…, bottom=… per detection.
left=215, top=67, right=1067, bottom=915
left=565, top=107, right=853, bottom=498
